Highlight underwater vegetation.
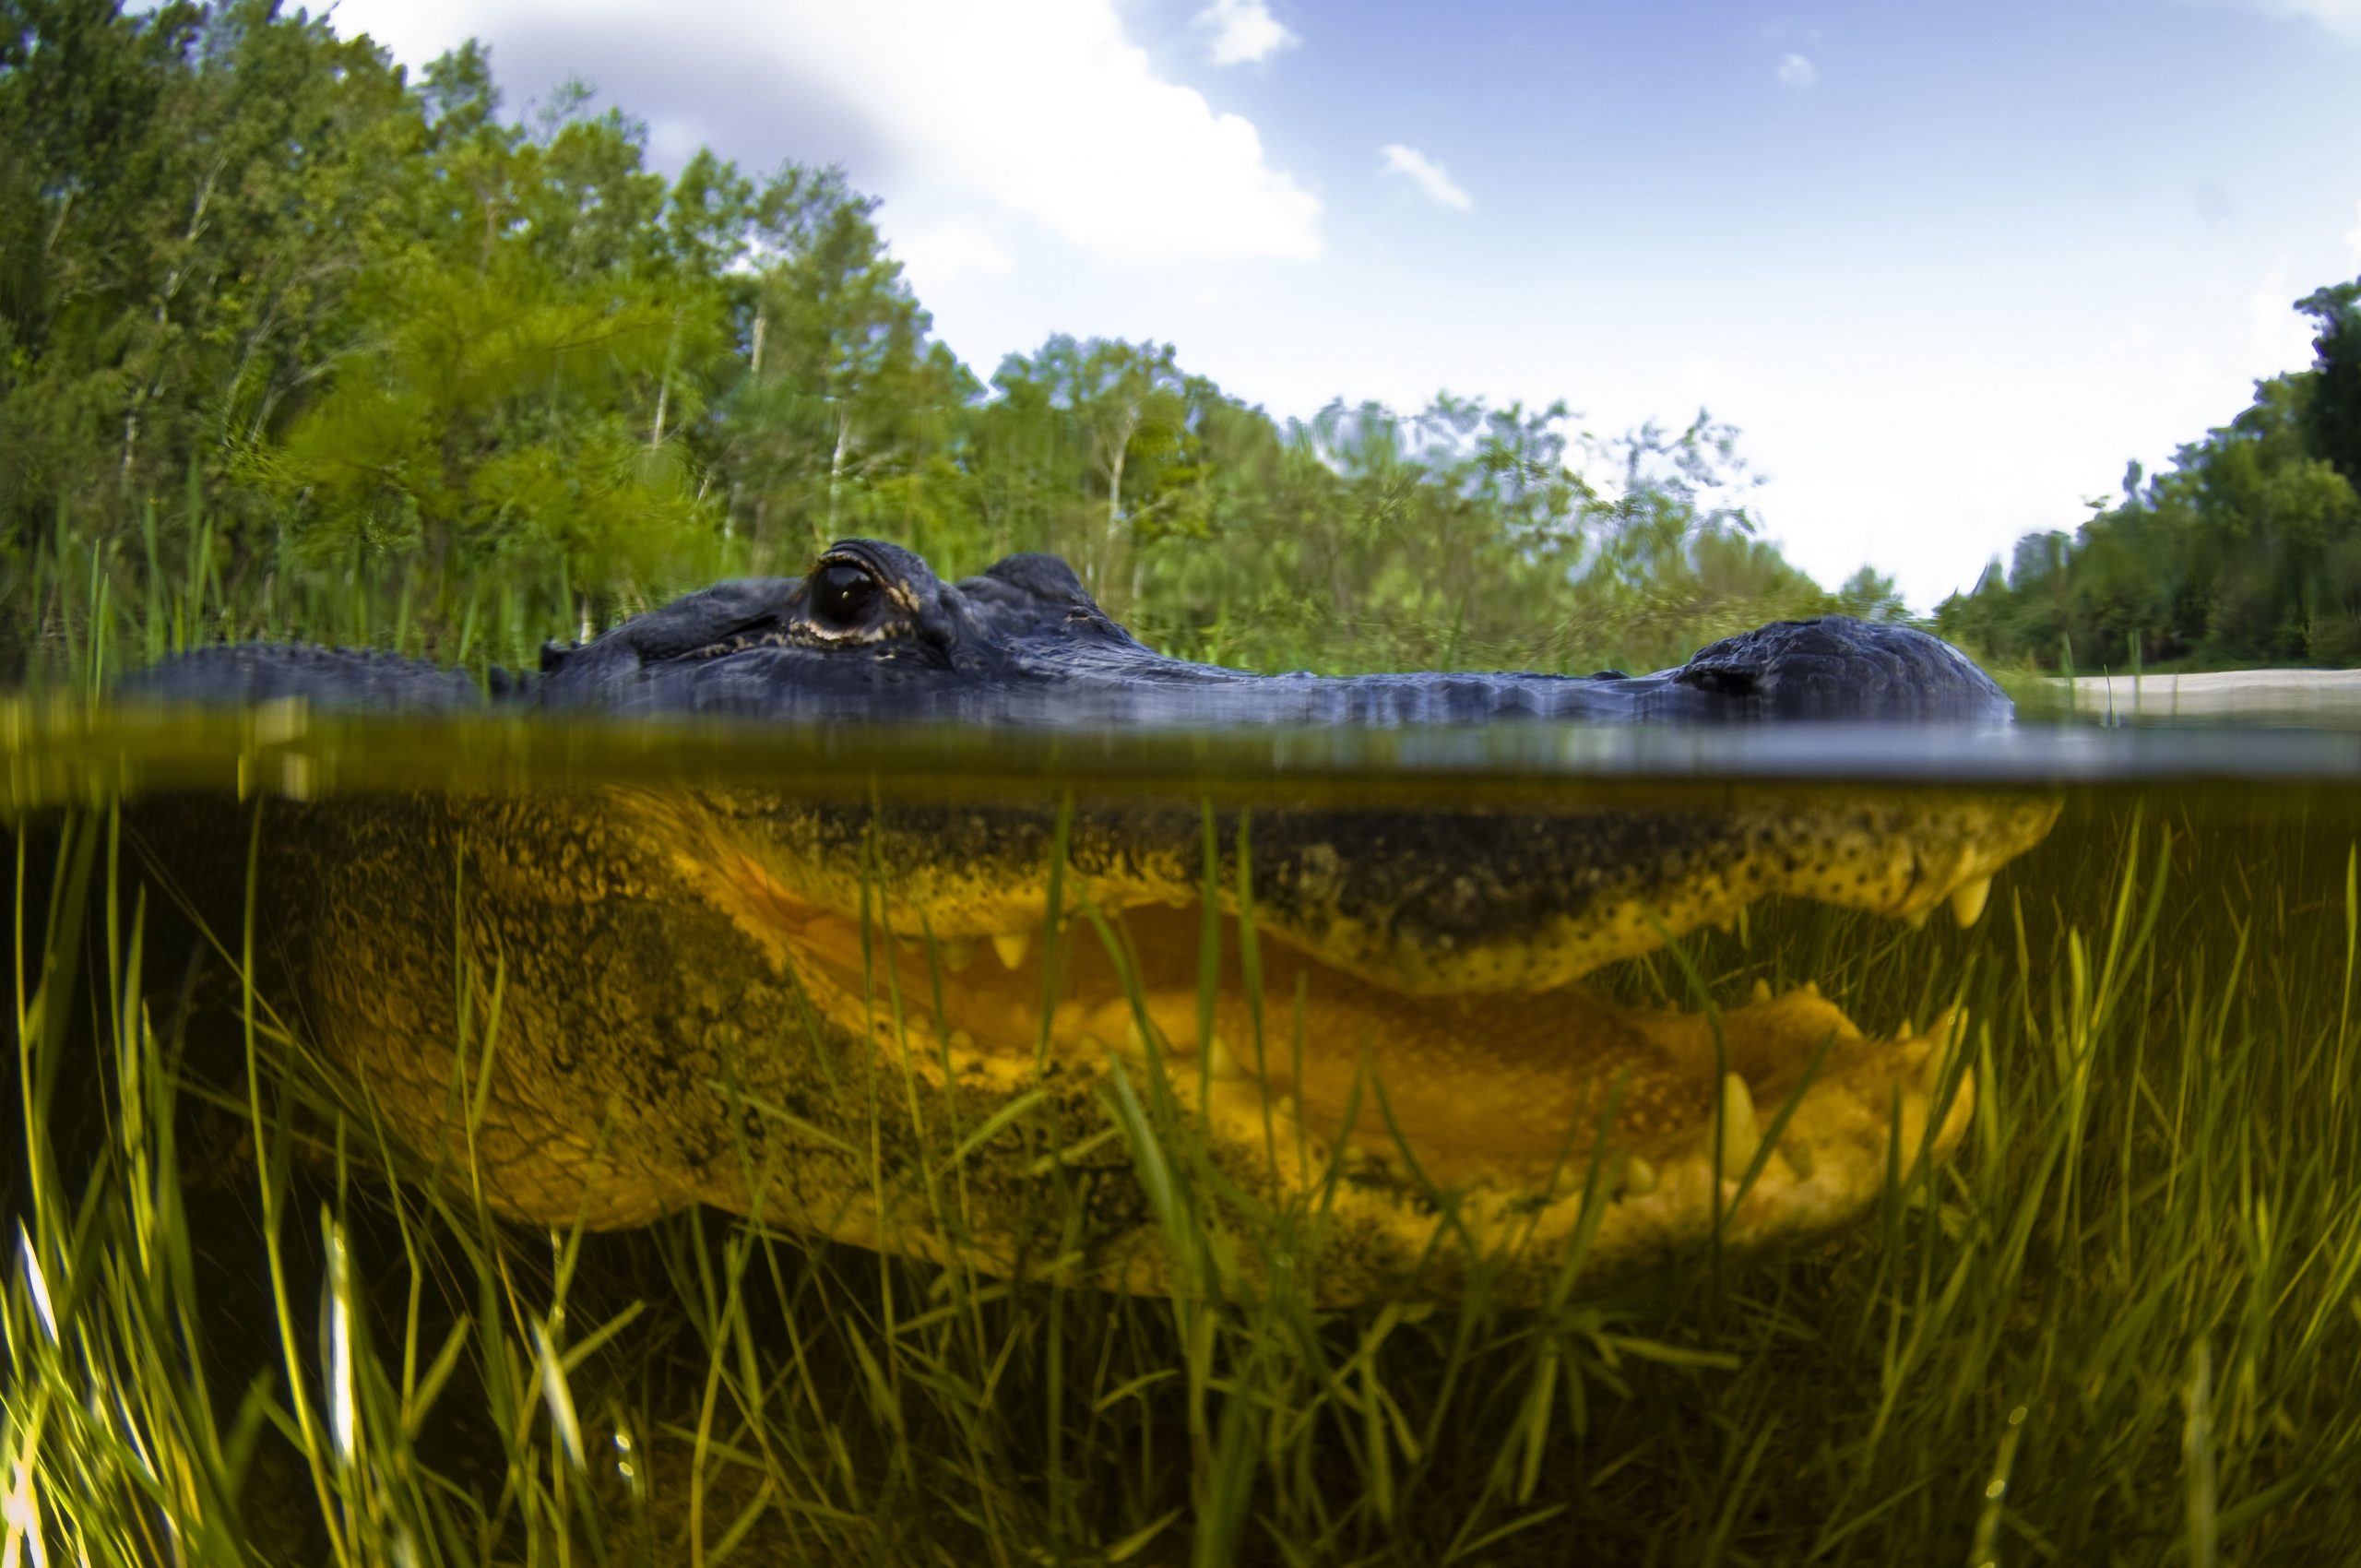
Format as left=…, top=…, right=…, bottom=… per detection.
left=6, top=749, right=2361, bottom=1564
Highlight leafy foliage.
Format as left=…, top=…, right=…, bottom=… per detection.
left=1939, top=282, right=2361, bottom=671
left=0, top=0, right=1935, bottom=684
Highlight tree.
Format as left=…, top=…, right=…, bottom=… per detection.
left=260, top=49, right=723, bottom=627
left=1, top=0, right=422, bottom=562
left=2297, top=278, right=2361, bottom=488
left=984, top=336, right=1191, bottom=607
left=1833, top=566, right=1908, bottom=623
left=1, top=8, right=1913, bottom=681
left=719, top=166, right=972, bottom=553
left=1939, top=275, right=2361, bottom=670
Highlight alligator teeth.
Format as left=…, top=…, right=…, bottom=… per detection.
left=1921, top=1035, right=1959, bottom=1096
left=1750, top=978, right=1774, bottom=1004
left=1085, top=998, right=1146, bottom=1051
left=991, top=931, right=1033, bottom=969
left=1716, top=1074, right=1761, bottom=1180
left=1949, top=877, right=1993, bottom=929
left=947, top=1028, right=977, bottom=1054
left=1621, top=1155, right=1659, bottom=1197
left=1903, top=907, right=1930, bottom=931
left=1203, top=1034, right=1243, bottom=1081
left=935, top=938, right=977, bottom=973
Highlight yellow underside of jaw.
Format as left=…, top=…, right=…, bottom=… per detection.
left=706, top=848, right=1968, bottom=1205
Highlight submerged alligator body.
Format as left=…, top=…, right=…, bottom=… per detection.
left=127, top=540, right=2058, bottom=1301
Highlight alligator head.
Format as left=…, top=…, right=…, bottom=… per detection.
left=125, top=540, right=2058, bottom=1301
left=522, top=537, right=2019, bottom=725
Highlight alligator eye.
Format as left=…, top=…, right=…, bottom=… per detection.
left=811, top=562, right=880, bottom=631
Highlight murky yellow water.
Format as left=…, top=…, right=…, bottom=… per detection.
left=7, top=695, right=2360, bottom=1562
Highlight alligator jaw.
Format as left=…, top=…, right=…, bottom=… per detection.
left=688, top=833, right=1987, bottom=1296
left=672, top=788, right=2063, bottom=1000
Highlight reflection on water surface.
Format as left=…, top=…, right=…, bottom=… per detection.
left=16, top=695, right=2361, bottom=806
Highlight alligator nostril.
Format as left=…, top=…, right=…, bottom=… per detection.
left=1690, top=668, right=1757, bottom=697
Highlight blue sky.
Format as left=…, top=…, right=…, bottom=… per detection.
left=326, top=0, right=2361, bottom=610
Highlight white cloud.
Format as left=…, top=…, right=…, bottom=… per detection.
left=1379, top=144, right=1472, bottom=211
left=1195, top=0, right=1299, bottom=65
left=2203, top=0, right=2361, bottom=41
left=1775, top=53, right=1819, bottom=88
left=325, top=0, right=1322, bottom=267
left=883, top=216, right=1014, bottom=292
left=1679, top=359, right=1747, bottom=408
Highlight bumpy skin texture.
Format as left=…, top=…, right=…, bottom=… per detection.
left=127, top=538, right=2013, bottom=726
left=128, top=642, right=487, bottom=712
left=126, top=540, right=2051, bottom=1302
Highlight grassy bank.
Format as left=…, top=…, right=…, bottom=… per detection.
left=3, top=467, right=1909, bottom=707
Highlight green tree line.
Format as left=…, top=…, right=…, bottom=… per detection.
left=1937, top=282, right=2361, bottom=671
left=8, top=0, right=1916, bottom=684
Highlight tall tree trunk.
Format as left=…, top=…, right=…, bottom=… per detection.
left=120, top=408, right=141, bottom=492
left=827, top=405, right=852, bottom=540
left=122, top=154, right=224, bottom=493
left=1099, top=420, right=1133, bottom=599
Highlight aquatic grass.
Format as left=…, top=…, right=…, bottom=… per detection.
left=6, top=789, right=2361, bottom=1562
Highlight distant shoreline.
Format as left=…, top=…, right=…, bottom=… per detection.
left=2060, top=669, right=2361, bottom=719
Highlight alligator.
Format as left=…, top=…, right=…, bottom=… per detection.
left=126, top=539, right=2060, bottom=1302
